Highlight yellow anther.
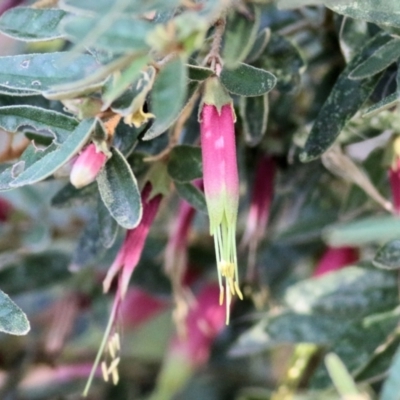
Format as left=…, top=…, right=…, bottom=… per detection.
left=111, top=368, right=119, bottom=385
left=235, top=281, right=243, bottom=300
left=107, top=357, right=120, bottom=375
left=101, top=361, right=109, bottom=382
left=108, top=340, right=116, bottom=359
left=113, top=333, right=121, bottom=352
left=219, top=289, right=224, bottom=305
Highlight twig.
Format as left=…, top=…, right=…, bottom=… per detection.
left=203, top=17, right=226, bottom=74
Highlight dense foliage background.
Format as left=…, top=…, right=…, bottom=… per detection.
left=1, top=0, right=400, bottom=399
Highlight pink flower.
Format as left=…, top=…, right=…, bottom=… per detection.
left=200, top=78, right=243, bottom=323
left=70, top=143, right=108, bottom=189
left=313, top=246, right=359, bottom=277
left=0, top=197, right=13, bottom=222
left=241, top=155, right=276, bottom=278
left=150, top=283, right=226, bottom=400
left=0, top=0, right=24, bottom=16
left=389, top=158, right=400, bottom=214
left=120, top=287, right=168, bottom=328
left=83, top=182, right=162, bottom=396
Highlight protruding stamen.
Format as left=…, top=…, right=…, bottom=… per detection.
left=101, top=361, right=109, bottom=382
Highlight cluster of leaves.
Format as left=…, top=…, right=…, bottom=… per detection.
left=1, top=0, right=400, bottom=399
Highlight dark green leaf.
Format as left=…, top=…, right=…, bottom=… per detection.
left=300, top=33, right=390, bottom=162
left=97, top=147, right=142, bottom=229
left=167, top=145, right=202, bottom=183
left=246, top=28, right=271, bottom=64
left=363, top=92, right=399, bottom=117
left=0, top=290, right=30, bottom=335
left=350, top=38, right=400, bottom=80
left=97, top=196, right=119, bottom=249
left=175, top=182, right=206, bottom=213
left=143, top=58, right=187, bottom=140
left=339, top=17, right=369, bottom=63
left=231, top=313, right=348, bottom=357
left=220, top=63, right=277, bottom=97
left=51, top=182, right=98, bottom=208
left=0, top=251, right=71, bottom=295
left=259, top=34, right=305, bottom=93
left=0, top=105, right=78, bottom=144
left=61, top=15, right=152, bottom=53
left=0, top=7, right=67, bottom=42
left=373, top=239, right=400, bottom=270
left=0, top=52, right=99, bottom=93
left=285, top=266, right=398, bottom=318
left=222, top=4, right=261, bottom=69
left=239, top=94, right=268, bottom=146
left=10, top=118, right=96, bottom=187
left=187, top=65, right=214, bottom=81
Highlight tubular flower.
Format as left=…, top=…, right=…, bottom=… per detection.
left=150, top=284, right=226, bottom=400
left=83, top=182, right=162, bottom=396
left=390, top=159, right=400, bottom=214
left=313, top=246, right=359, bottom=277
left=70, top=143, right=108, bottom=189
left=241, top=155, right=276, bottom=276
left=199, top=77, right=243, bottom=324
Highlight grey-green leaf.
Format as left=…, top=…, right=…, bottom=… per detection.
left=220, top=63, right=277, bottom=97
left=0, top=7, right=67, bottom=42
left=222, top=4, right=261, bottom=69
left=167, top=145, right=202, bottom=183
left=175, top=182, right=206, bottom=214
left=350, top=38, right=400, bottom=80
left=10, top=118, right=96, bottom=187
left=363, top=92, right=399, bottom=117
left=0, top=290, right=30, bottom=335
left=373, top=239, right=400, bottom=270
left=61, top=15, right=152, bottom=53
left=0, top=52, right=99, bottom=93
left=143, top=58, right=187, bottom=140
left=0, top=105, right=78, bottom=144
left=300, top=33, right=389, bottom=162
left=239, top=94, right=268, bottom=146
left=97, top=147, right=142, bottom=229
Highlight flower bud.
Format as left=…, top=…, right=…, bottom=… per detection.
left=70, top=143, right=108, bottom=189
left=313, top=246, right=358, bottom=277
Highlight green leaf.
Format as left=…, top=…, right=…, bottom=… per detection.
left=220, top=63, right=277, bottom=97
left=339, top=17, right=369, bottom=63
left=187, top=64, right=214, bottom=81
left=0, top=105, right=78, bottom=144
left=300, top=33, right=389, bottom=162
left=246, top=28, right=271, bottom=64
left=349, top=38, right=400, bottom=80
left=51, top=182, right=98, bottom=208
left=222, top=4, right=261, bottom=69
left=0, top=290, right=30, bottom=335
left=324, top=216, right=400, bottom=247
left=0, top=7, right=67, bottom=42
left=326, top=0, right=400, bottom=29
left=143, top=58, right=187, bottom=140
left=10, top=118, right=96, bottom=187
left=167, top=145, right=202, bottom=183
left=363, top=92, right=399, bottom=117
left=102, top=56, right=150, bottom=108
left=98, top=196, right=119, bottom=249
left=285, top=266, right=398, bottom=318
left=175, top=182, right=207, bottom=214
left=0, top=52, right=99, bottom=93
left=97, top=147, right=142, bottom=229
left=0, top=251, right=71, bottom=295
left=61, top=15, right=152, bottom=53
left=373, top=239, right=400, bottom=270
left=231, top=312, right=348, bottom=357
left=381, top=345, right=400, bottom=400
left=239, top=94, right=268, bottom=146
left=259, top=34, right=305, bottom=93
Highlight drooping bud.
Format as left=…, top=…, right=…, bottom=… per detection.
left=313, top=247, right=358, bottom=277
left=70, top=143, right=108, bottom=189
left=199, top=77, right=242, bottom=324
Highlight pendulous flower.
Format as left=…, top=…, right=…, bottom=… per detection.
left=70, top=143, right=108, bottom=189
left=199, top=77, right=243, bottom=323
